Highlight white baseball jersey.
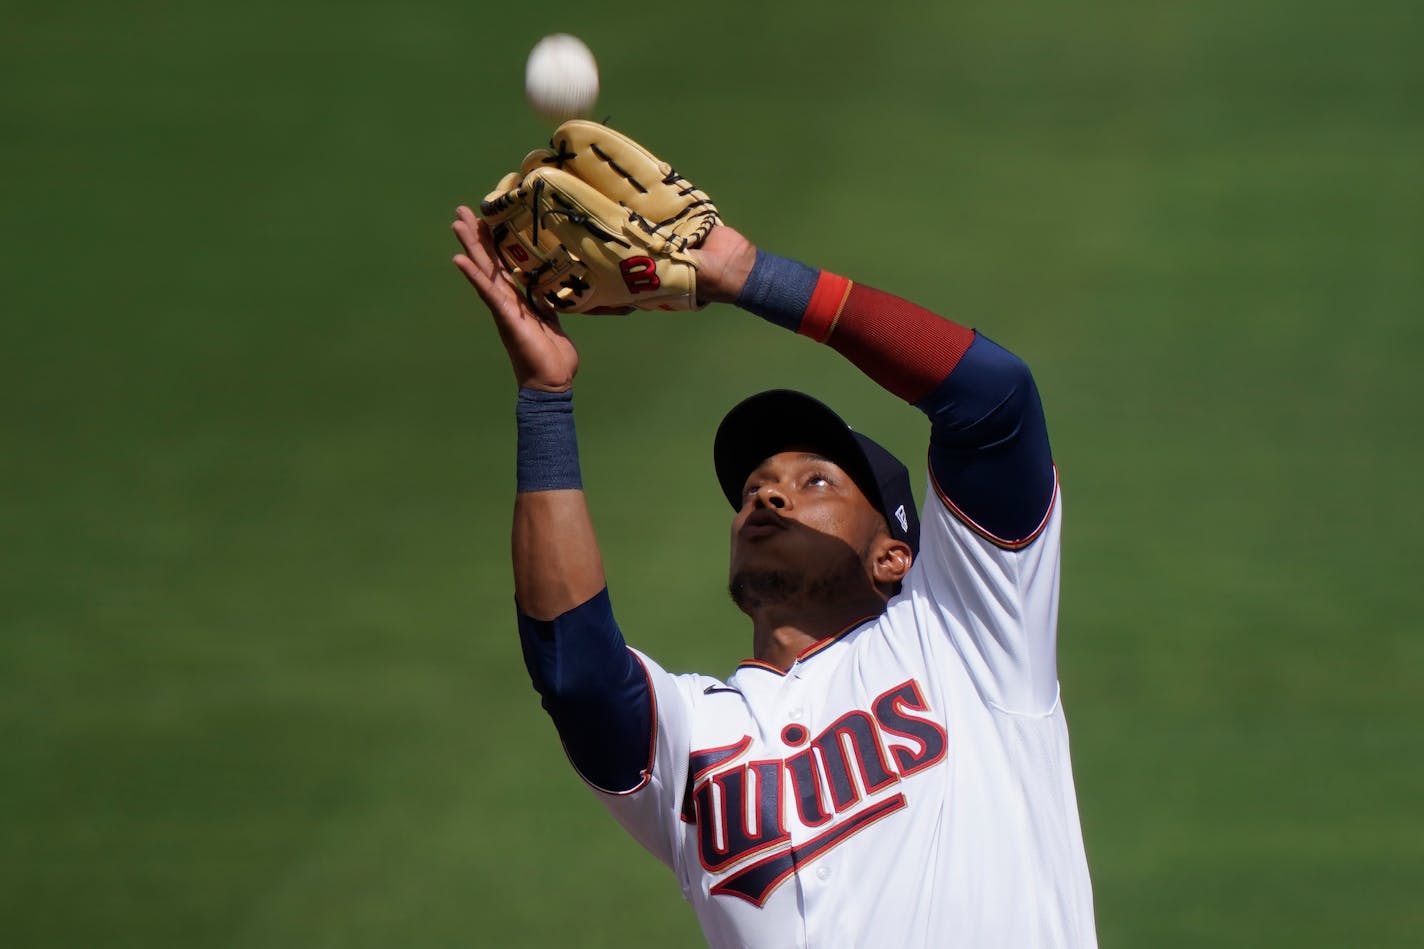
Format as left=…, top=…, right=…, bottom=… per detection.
left=588, top=477, right=1097, bottom=948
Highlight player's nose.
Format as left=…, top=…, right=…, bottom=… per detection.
left=753, top=484, right=789, bottom=510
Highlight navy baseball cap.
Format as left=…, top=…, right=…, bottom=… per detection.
left=713, top=389, right=920, bottom=556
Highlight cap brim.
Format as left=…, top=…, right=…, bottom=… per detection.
left=713, top=390, right=883, bottom=513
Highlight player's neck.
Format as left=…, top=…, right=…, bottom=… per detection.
left=748, top=593, right=887, bottom=671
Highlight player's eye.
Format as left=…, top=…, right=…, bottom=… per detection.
left=805, top=471, right=832, bottom=488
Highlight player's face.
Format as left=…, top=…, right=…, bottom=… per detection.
left=728, top=451, right=889, bottom=607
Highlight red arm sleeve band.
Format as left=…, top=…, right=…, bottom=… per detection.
left=817, top=279, right=975, bottom=404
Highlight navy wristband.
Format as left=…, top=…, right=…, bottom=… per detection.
left=734, top=249, right=821, bottom=332
left=516, top=388, right=582, bottom=492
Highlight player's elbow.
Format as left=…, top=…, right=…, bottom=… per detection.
left=977, top=358, right=1041, bottom=448
left=515, top=588, right=638, bottom=704
left=926, top=338, right=1043, bottom=450
left=541, top=652, right=640, bottom=706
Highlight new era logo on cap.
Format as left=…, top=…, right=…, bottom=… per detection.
left=894, top=504, right=909, bottom=532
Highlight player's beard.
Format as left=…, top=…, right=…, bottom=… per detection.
left=728, top=568, right=801, bottom=611
left=728, top=550, right=868, bottom=614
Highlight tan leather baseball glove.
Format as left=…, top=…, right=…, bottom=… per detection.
left=478, top=121, right=720, bottom=315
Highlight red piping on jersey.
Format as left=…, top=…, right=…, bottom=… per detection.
left=735, top=613, right=880, bottom=676
left=738, top=658, right=786, bottom=675
left=929, top=463, right=1060, bottom=551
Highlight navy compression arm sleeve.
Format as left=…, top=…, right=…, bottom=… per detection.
left=516, top=589, right=655, bottom=794
left=917, top=336, right=1055, bottom=546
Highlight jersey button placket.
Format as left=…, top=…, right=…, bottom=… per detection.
left=782, top=681, right=813, bottom=855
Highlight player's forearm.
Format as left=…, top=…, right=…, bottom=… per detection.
left=513, top=492, right=605, bottom=619
left=512, top=389, right=606, bottom=620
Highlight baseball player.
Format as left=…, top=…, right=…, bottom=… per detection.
left=452, top=123, right=1097, bottom=948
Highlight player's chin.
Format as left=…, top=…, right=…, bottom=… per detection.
left=727, top=566, right=804, bottom=613
left=729, top=534, right=795, bottom=575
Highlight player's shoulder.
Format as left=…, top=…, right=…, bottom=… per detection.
left=627, top=647, right=745, bottom=703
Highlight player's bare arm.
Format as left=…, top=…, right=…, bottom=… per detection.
left=451, top=207, right=604, bottom=621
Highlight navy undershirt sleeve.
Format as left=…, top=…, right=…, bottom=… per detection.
left=917, top=334, right=1055, bottom=544
left=516, top=588, right=654, bottom=794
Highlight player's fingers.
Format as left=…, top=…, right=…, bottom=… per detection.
left=472, top=215, right=500, bottom=253
left=452, top=210, right=510, bottom=278
left=455, top=252, right=529, bottom=348
left=451, top=208, right=485, bottom=260
left=452, top=214, right=516, bottom=293
left=453, top=256, right=550, bottom=352
left=455, top=253, right=525, bottom=318
left=451, top=252, right=488, bottom=289
left=457, top=215, right=521, bottom=289
left=451, top=211, right=564, bottom=332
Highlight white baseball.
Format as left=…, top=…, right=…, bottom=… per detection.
left=524, top=34, right=600, bottom=125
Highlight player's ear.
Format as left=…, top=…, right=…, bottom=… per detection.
left=870, top=535, right=913, bottom=587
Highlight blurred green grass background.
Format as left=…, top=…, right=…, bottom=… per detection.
left=3, top=0, right=1421, bottom=945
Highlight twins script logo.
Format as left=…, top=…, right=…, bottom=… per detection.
left=682, top=679, right=947, bottom=906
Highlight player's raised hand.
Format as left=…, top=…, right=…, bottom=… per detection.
left=692, top=225, right=757, bottom=305
left=452, top=206, right=579, bottom=392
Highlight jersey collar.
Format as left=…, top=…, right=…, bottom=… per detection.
left=735, top=613, right=880, bottom=677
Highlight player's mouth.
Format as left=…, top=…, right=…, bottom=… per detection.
left=739, top=509, right=789, bottom=540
